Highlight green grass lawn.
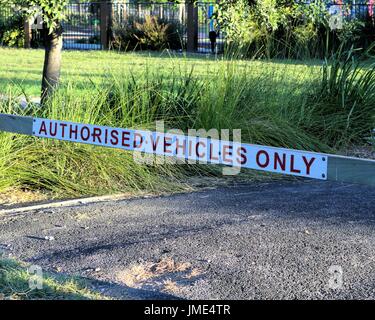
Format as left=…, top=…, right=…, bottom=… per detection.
left=0, top=47, right=322, bottom=97
left=0, top=258, right=106, bottom=300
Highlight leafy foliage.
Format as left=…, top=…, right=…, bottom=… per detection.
left=1, top=28, right=25, bottom=47
left=135, top=15, right=176, bottom=50
left=0, top=0, right=68, bottom=33
left=27, top=0, right=68, bottom=34
left=216, top=0, right=375, bottom=59
left=111, top=15, right=184, bottom=51
left=0, top=11, right=25, bottom=47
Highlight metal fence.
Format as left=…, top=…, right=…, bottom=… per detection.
left=111, top=2, right=186, bottom=22
left=57, top=2, right=222, bottom=53
left=1, top=1, right=375, bottom=53
left=110, top=2, right=188, bottom=50
left=62, top=2, right=102, bottom=50
left=196, top=2, right=223, bottom=53
left=0, top=6, right=13, bottom=26
left=0, top=6, right=22, bottom=45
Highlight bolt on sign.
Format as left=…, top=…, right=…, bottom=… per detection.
left=33, top=118, right=328, bottom=180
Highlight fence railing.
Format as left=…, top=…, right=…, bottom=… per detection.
left=0, top=2, right=222, bottom=53
left=62, top=2, right=102, bottom=50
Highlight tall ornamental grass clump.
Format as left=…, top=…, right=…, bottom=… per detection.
left=0, top=72, right=199, bottom=197
left=110, top=15, right=184, bottom=52
left=305, top=47, right=375, bottom=147
left=0, top=54, right=373, bottom=197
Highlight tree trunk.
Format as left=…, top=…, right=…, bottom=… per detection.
left=41, top=25, right=63, bottom=104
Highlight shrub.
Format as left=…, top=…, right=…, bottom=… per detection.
left=0, top=13, right=25, bottom=48
left=110, top=18, right=143, bottom=51
left=1, top=28, right=25, bottom=48
left=135, top=15, right=170, bottom=50
left=217, top=0, right=375, bottom=59
left=306, top=47, right=375, bottom=147
left=215, top=0, right=260, bottom=57
left=110, top=15, right=184, bottom=51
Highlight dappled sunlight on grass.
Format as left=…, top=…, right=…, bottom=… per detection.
left=0, top=258, right=106, bottom=300
left=0, top=47, right=322, bottom=97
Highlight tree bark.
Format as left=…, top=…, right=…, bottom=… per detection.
left=41, top=25, right=63, bottom=105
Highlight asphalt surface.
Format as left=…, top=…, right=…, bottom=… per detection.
left=1, top=180, right=375, bottom=299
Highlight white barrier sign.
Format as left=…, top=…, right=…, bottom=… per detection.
left=33, top=118, right=328, bottom=180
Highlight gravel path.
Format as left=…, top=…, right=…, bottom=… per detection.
left=0, top=180, right=374, bottom=299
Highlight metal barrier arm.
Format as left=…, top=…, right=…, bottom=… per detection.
left=328, top=155, right=375, bottom=186
left=0, top=113, right=374, bottom=186
left=0, top=113, right=33, bottom=136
